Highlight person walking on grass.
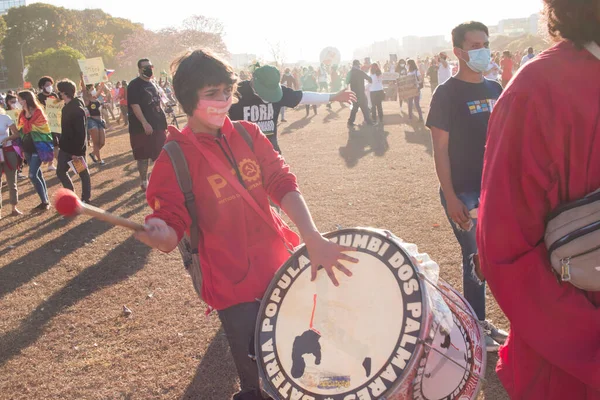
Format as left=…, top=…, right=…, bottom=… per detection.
left=55, top=79, right=92, bottom=204
left=127, top=58, right=168, bottom=191
left=0, top=105, right=22, bottom=218
left=16, top=91, right=53, bottom=212
left=37, top=76, right=60, bottom=172
left=80, top=75, right=107, bottom=166
left=347, top=59, right=373, bottom=127
left=368, top=63, right=385, bottom=124
left=407, top=59, right=424, bottom=122
left=426, top=21, right=506, bottom=352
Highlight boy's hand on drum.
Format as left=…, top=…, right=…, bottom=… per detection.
left=305, top=235, right=359, bottom=286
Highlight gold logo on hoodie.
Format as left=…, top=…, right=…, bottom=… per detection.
left=239, top=159, right=260, bottom=183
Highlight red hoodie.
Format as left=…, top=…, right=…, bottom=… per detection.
left=478, top=41, right=600, bottom=399
left=145, top=117, right=300, bottom=310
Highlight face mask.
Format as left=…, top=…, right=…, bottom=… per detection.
left=90, top=89, right=97, bottom=97
left=193, top=96, right=233, bottom=128
left=142, top=67, right=153, bottom=78
left=462, top=48, right=491, bottom=73
left=44, top=85, right=53, bottom=93
left=11, top=102, right=21, bottom=110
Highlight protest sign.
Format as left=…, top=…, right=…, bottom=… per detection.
left=382, top=72, right=399, bottom=81
left=397, top=75, right=419, bottom=101
left=78, top=57, right=108, bottom=85
left=45, top=99, right=64, bottom=133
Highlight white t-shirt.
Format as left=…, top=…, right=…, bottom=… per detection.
left=485, top=62, right=500, bottom=81
left=369, top=74, right=384, bottom=91
left=520, top=53, right=535, bottom=67
left=438, top=61, right=453, bottom=84
left=0, top=114, right=14, bottom=147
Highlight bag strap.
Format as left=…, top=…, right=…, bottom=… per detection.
left=186, top=125, right=287, bottom=244
left=163, top=141, right=200, bottom=254
left=232, top=121, right=254, bottom=151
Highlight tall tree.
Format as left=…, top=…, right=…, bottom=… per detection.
left=25, top=46, right=85, bottom=86
left=2, top=3, right=69, bottom=86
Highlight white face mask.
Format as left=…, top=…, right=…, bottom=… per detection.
left=44, top=85, right=53, bottom=94
left=461, top=48, right=492, bottom=73
left=12, top=102, right=21, bottom=110
left=90, top=89, right=97, bottom=97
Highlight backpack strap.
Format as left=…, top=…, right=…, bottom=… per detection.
left=163, top=141, right=199, bottom=254
left=232, top=121, right=254, bottom=151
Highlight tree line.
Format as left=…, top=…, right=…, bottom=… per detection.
left=0, top=3, right=228, bottom=88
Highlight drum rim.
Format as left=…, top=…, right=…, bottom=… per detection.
left=254, top=227, right=433, bottom=399
left=415, top=279, right=487, bottom=399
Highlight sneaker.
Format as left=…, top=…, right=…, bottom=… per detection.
left=47, top=165, right=57, bottom=172
left=485, top=334, right=500, bottom=352
left=17, top=173, right=27, bottom=180
left=481, top=320, right=509, bottom=345
left=89, top=153, right=98, bottom=163
left=98, top=160, right=106, bottom=166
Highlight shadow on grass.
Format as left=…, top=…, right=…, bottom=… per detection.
left=404, top=122, right=432, bottom=156
left=0, top=178, right=144, bottom=300
left=0, top=235, right=151, bottom=367
left=280, top=114, right=315, bottom=135
left=181, top=327, right=239, bottom=400
left=338, top=124, right=390, bottom=168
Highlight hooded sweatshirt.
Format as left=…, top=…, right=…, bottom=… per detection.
left=478, top=41, right=600, bottom=399
left=145, top=117, right=300, bottom=310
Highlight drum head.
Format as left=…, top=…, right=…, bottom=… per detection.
left=412, top=280, right=486, bottom=400
left=255, top=228, right=429, bottom=400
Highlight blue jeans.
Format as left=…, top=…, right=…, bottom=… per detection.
left=440, top=189, right=485, bottom=320
left=24, top=152, right=49, bottom=204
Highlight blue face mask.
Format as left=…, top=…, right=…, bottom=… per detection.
left=462, top=48, right=491, bottom=73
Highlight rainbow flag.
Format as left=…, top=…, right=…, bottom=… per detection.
left=17, top=109, right=54, bottom=162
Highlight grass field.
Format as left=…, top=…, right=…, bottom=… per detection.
left=0, top=87, right=510, bottom=400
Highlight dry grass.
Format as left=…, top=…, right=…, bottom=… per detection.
left=0, top=87, right=509, bottom=400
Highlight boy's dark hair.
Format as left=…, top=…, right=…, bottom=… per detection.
left=137, top=58, right=150, bottom=69
left=171, top=49, right=237, bottom=116
left=57, top=79, right=77, bottom=99
left=452, top=21, right=489, bottom=48
left=38, top=76, right=54, bottom=89
left=544, top=0, right=600, bottom=48
left=5, top=94, right=16, bottom=110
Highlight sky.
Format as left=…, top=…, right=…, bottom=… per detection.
left=31, top=0, right=544, bottom=61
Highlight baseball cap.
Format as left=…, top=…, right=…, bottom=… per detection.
left=252, top=65, right=283, bottom=103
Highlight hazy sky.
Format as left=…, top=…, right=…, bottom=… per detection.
left=32, top=0, right=544, bottom=61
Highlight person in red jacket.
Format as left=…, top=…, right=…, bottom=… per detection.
left=477, top=1, right=600, bottom=399
left=134, top=49, right=358, bottom=400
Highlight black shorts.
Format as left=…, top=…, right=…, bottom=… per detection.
left=129, top=130, right=167, bottom=161
left=51, top=132, right=61, bottom=147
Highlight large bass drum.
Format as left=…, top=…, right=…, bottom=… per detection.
left=255, top=228, right=485, bottom=400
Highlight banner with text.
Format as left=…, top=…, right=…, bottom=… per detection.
left=45, top=99, right=64, bottom=133
left=397, top=75, right=419, bottom=101
left=78, top=57, right=108, bottom=85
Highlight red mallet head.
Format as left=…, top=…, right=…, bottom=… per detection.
left=53, top=188, right=82, bottom=217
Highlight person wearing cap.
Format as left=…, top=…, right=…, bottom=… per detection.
left=229, top=65, right=356, bottom=153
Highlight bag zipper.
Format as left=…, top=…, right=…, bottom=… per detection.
left=559, top=243, right=600, bottom=282
left=546, top=189, right=600, bottom=223
left=548, top=220, right=600, bottom=255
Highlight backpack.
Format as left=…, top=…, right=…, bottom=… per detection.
left=163, top=121, right=254, bottom=300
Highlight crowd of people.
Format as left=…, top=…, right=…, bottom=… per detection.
left=0, top=0, right=598, bottom=399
